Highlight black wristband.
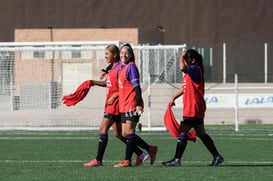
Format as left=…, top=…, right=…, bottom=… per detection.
left=101, top=69, right=108, bottom=73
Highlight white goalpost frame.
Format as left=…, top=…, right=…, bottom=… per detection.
left=0, top=42, right=187, bottom=131
left=0, top=41, right=121, bottom=112
left=0, top=41, right=122, bottom=47
left=133, top=44, right=187, bottom=131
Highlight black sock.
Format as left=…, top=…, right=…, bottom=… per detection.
left=174, top=133, right=188, bottom=159
left=135, top=134, right=150, bottom=151
left=134, top=147, right=143, bottom=156
left=125, top=134, right=136, bottom=160
left=120, top=137, right=127, bottom=143
left=200, top=133, right=219, bottom=156
left=120, top=136, right=142, bottom=156
left=96, top=133, right=108, bottom=162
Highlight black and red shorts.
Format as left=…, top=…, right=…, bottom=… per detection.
left=181, top=116, right=204, bottom=127
left=103, top=112, right=121, bottom=122
left=120, top=111, right=140, bottom=123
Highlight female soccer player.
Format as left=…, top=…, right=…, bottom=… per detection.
left=114, top=43, right=158, bottom=167
left=162, top=49, right=224, bottom=166
left=83, top=45, right=148, bottom=167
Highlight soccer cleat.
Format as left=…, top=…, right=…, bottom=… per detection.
left=83, top=159, right=103, bottom=167
left=114, top=160, right=132, bottom=167
left=161, top=158, right=181, bottom=167
left=148, top=146, right=158, bottom=165
left=134, top=152, right=149, bottom=166
left=210, top=155, right=224, bottom=166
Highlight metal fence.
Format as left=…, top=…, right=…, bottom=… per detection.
left=0, top=42, right=272, bottom=131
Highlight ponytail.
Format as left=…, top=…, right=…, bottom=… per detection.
left=186, top=49, right=205, bottom=86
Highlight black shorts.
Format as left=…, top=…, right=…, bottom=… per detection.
left=120, top=111, right=140, bottom=123
left=103, top=113, right=121, bottom=122
left=181, top=116, right=204, bottom=127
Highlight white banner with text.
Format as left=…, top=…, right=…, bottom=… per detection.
left=174, top=94, right=273, bottom=108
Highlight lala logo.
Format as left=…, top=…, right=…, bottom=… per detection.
left=245, top=96, right=273, bottom=105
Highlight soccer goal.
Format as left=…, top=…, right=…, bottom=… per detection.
left=0, top=41, right=186, bottom=130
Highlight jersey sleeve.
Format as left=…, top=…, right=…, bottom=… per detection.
left=126, top=64, right=140, bottom=87
left=187, top=65, right=201, bottom=84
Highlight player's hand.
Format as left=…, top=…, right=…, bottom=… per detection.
left=99, top=72, right=107, bottom=80
left=169, top=98, right=176, bottom=106
left=107, top=97, right=115, bottom=105
left=136, top=106, right=143, bottom=116
left=181, top=49, right=187, bottom=57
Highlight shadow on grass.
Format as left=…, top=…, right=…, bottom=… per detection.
left=218, top=163, right=273, bottom=167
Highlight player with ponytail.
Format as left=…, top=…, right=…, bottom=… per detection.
left=114, top=43, right=158, bottom=167
left=83, top=45, right=148, bottom=167
left=162, top=49, right=224, bottom=167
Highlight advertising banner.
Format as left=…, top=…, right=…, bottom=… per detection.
left=175, top=94, right=273, bottom=108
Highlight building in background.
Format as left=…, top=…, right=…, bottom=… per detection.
left=0, top=0, right=272, bottom=82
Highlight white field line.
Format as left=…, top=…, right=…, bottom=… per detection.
left=0, top=132, right=272, bottom=136
left=0, top=132, right=85, bottom=135
left=0, top=133, right=272, bottom=140
left=0, top=131, right=272, bottom=140
left=216, top=138, right=273, bottom=141
left=0, top=160, right=273, bottom=165
left=0, top=137, right=98, bottom=140
left=0, top=136, right=272, bottom=141
left=0, top=132, right=272, bottom=137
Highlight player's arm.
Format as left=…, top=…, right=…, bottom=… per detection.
left=107, top=92, right=119, bottom=105
left=99, top=64, right=113, bottom=80
left=179, top=50, right=187, bottom=73
left=134, top=85, right=143, bottom=115
left=127, top=64, right=143, bottom=114
left=134, top=86, right=142, bottom=107
left=90, top=80, right=106, bottom=87
left=169, top=87, right=184, bottom=106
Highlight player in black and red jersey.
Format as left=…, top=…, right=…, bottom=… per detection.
left=83, top=45, right=148, bottom=167
left=162, top=49, right=224, bottom=167
left=114, top=43, right=158, bottom=167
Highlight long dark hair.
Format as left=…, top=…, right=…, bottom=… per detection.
left=121, top=43, right=135, bottom=63
left=185, top=49, right=205, bottom=86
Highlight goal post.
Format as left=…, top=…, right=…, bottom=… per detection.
left=0, top=41, right=121, bottom=130
left=0, top=42, right=187, bottom=130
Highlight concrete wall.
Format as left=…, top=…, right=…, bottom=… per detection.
left=0, top=0, right=272, bottom=44
left=15, top=28, right=139, bottom=45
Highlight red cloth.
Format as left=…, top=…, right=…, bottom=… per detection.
left=62, top=80, right=94, bottom=106
left=164, top=104, right=197, bottom=142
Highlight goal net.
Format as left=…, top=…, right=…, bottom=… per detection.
left=0, top=42, right=186, bottom=130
